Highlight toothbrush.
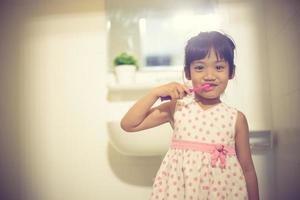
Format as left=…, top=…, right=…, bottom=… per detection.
left=160, top=84, right=211, bottom=101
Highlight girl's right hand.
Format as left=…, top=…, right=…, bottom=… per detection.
left=151, top=82, right=191, bottom=100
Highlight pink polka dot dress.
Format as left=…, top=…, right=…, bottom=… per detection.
left=150, top=96, right=248, bottom=200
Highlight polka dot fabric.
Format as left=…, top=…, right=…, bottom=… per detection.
left=150, top=96, right=248, bottom=200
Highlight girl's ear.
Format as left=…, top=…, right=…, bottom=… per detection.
left=184, top=67, right=191, bottom=80
left=229, top=66, right=235, bottom=79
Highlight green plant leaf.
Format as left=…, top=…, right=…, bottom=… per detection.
left=113, top=52, right=138, bottom=67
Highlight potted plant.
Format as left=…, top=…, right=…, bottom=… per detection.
left=113, top=52, right=138, bottom=84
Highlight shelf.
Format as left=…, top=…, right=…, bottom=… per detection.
left=107, top=70, right=182, bottom=93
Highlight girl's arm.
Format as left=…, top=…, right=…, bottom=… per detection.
left=120, top=82, right=190, bottom=132
left=235, top=111, right=259, bottom=200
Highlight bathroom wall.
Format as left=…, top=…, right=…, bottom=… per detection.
left=264, top=0, right=300, bottom=198
left=19, top=12, right=107, bottom=200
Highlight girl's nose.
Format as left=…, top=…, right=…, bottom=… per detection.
left=203, top=69, right=216, bottom=81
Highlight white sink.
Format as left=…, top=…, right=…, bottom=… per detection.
left=107, top=121, right=173, bottom=156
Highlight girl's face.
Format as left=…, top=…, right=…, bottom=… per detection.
left=190, top=48, right=231, bottom=101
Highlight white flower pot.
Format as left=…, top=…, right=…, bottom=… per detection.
left=115, top=65, right=136, bottom=84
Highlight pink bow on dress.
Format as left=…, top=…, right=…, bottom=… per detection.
left=211, top=144, right=228, bottom=169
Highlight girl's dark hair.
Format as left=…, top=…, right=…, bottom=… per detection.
left=184, top=31, right=236, bottom=79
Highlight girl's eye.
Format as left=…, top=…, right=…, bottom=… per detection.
left=216, top=65, right=225, bottom=71
left=194, top=65, right=204, bottom=71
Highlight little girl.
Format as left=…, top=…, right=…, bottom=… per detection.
left=121, top=31, right=259, bottom=200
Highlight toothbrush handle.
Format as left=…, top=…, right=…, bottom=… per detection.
left=159, top=85, right=209, bottom=101
left=160, top=90, right=189, bottom=101
left=160, top=95, right=172, bottom=101
left=159, top=87, right=199, bottom=101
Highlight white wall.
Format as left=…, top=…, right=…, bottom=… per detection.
left=0, top=1, right=156, bottom=200
left=20, top=13, right=107, bottom=200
